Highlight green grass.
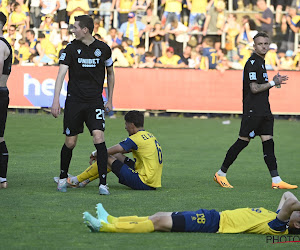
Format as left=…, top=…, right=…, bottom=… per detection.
left=1, top=113, right=300, bottom=249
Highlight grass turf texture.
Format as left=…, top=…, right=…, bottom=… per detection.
left=1, top=113, right=300, bottom=249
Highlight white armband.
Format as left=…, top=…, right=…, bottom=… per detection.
left=269, top=81, right=275, bottom=87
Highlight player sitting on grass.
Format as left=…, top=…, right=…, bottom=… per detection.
left=54, top=110, right=163, bottom=191
left=83, top=191, right=300, bottom=235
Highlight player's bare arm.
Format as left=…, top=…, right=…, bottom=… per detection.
left=277, top=191, right=298, bottom=211
left=51, top=64, right=68, bottom=118
left=277, top=194, right=300, bottom=222
left=250, top=73, right=288, bottom=94
left=105, top=66, right=114, bottom=112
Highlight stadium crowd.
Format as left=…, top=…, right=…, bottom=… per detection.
left=0, top=0, right=299, bottom=70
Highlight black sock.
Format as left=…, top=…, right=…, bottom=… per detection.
left=221, top=139, right=249, bottom=173
left=0, top=141, right=8, bottom=178
left=95, top=142, right=108, bottom=185
left=262, top=139, right=278, bottom=177
left=60, top=144, right=73, bottom=179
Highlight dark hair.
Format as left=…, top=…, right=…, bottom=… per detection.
left=248, top=19, right=257, bottom=30
left=26, top=29, right=35, bottom=36
left=145, top=51, right=154, bottom=57
left=75, top=15, right=94, bottom=34
left=0, top=12, right=7, bottom=26
left=125, top=110, right=144, bottom=128
left=253, top=32, right=269, bottom=42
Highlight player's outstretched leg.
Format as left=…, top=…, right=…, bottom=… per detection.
left=214, top=172, right=233, bottom=188
left=96, top=203, right=110, bottom=223
left=83, top=212, right=101, bottom=232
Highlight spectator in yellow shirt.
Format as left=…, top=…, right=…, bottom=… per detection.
left=265, top=43, right=280, bottom=71
left=8, top=2, right=27, bottom=34
left=155, top=46, right=186, bottom=68
left=18, top=39, right=31, bottom=64
left=66, top=0, right=89, bottom=25
left=33, top=32, right=57, bottom=66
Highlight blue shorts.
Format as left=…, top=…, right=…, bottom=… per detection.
left=171, top=209, right=220, bottom=233
left=113, top=159, right=156, bottom=190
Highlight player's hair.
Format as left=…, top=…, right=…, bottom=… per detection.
left=75, top=15, right=94, bottom=34
left=0, top=12, right=7, bottom=27
left=253, top=32, right=269, bottom=42
left=125, top=110, right=144, bottom=128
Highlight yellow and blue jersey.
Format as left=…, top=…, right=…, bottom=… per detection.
left=202, top=47, right=217, bottom=69
left=119, top=130, right=163, bottom=188
left=219, top=207, right=288, bottom=235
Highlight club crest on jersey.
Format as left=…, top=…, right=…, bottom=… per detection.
left=94, top=49, right=102, bottom=57
left=77, top=49, right=81, bottom=54
left=250, top=60, right=255, bottom=65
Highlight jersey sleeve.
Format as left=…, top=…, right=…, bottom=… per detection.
left=268, top=217, right=289, bottom=232
left=119, top=138, right=138, bottom=151
left=102, top=42, right=113, bottom=67
left=59, top=43, right=72, bottom=66
left=244, top=60, right=258, bottom=84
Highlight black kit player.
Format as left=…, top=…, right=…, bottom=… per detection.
left=214, top=32, right=297, bottom=189
left=0, top=12, right=12, bottom=189
left=51, top=15, right=115, bottom=195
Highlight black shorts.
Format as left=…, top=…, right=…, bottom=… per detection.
left=63, top=100, right=105, bottom=136
left=0, top=88, right=9, bottom=137
left=239, top=115, right=274, bottom=139
left=56, top=9, right=66, bottom=23
left=271, top=0, right=292, bottom=7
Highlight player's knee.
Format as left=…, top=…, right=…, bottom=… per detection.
left=92, top=130, right=105, bottom=144
left=149, top=214, right=171, bottom=232
left=65, top=139, right=77, bottom=149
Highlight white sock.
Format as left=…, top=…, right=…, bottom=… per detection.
left=217, top=170, right=226, bottom=177
left=0, top=177, right=7, bottom=182
left=272, top=176, right=282, bottom=184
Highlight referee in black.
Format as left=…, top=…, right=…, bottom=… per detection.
left=214, top=32, right=297, bottom=189
left=0, top=12, right=12, bottom=189
left=51, top=15, right=115, bottom=195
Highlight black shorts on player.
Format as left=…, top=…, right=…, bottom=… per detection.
left=0, top=87, right=9, bottom=137
left=63, top=100, right=105, bottom=136
left=239, top=115, right=274, bottom=139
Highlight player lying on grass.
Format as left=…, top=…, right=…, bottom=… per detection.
left=83, top=191, right=300, bottom=235
left=54, top=110, right=163, bottom=191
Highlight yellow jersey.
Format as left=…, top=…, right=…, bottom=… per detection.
left=190, top=0, right=208, bottom=13
left=66, top=0, right=89, bottom=24
left=265, top=50, right=277, bottom=66
left=18, top=45, right=31, bottom=61
left=119, top=130, right=163, bottom=188
left=40, top=38, right=57, bottom=59
left=165, top=0, right=182, bottom=13
left=119, top=0, right=134, bottom=13
left=219, top=207, right=288, bottom=235
left=158, top=54, right=182, bottom=66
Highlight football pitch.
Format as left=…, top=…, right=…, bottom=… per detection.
left=1, top=112, right=300, bottom=249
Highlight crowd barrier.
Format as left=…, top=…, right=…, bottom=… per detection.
left=7, top=66, right=300, bottom=115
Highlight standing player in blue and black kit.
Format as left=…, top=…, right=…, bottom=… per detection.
left=0, top=12, right=12, bottom=189
left=214, top=32, right=297, bottom=189
left=51, top=15, right=115, bottom=195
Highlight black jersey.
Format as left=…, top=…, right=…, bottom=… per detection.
left=0, top=37, right=12, bottom=75
left=242, top=53, right=271, bottom=116
left=59, top=38, right=113, bottom=102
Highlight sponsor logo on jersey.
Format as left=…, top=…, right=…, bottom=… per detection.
left=249, top=72, right=257, bottom=80
left=78, top=58, right=101, bottom=67
left=94, top=49, right=102, bottom=57
left=250, top=60, right=255, bottom=65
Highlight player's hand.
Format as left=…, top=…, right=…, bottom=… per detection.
left=104, top=101, right=113, bottom=113
left=89, top=153, right=96, bottom=165
left=273, top=72, right=289, bottom=85
left=51, top=101, right=61, bottom=118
